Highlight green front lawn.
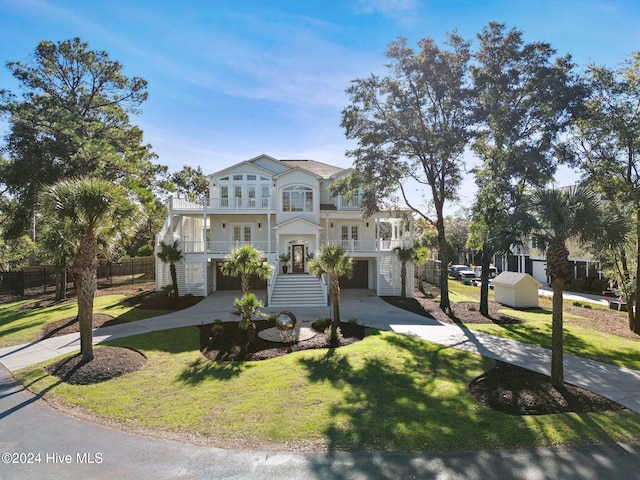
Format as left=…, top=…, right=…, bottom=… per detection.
left=0, top=294, right=167, bottom=348
left=470, top=308, right=640, bottom=370
left=16, top=326, right=640, bottom=453
left=443, top=280, right=640, bottom=369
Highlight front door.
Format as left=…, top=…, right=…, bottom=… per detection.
left=292, top=245, right=305, bottom=273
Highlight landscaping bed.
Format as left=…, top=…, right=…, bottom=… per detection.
left=199, top=320, right=366, bottom=362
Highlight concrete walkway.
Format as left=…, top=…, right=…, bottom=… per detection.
left=2, top=289, right=640, bottom=478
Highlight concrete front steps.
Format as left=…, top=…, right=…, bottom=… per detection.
left=269, top=273, right=327, bottom=307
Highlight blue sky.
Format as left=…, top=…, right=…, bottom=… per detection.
left=1, top=0, right=639, bottom=213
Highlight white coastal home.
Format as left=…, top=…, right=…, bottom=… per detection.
left=155, top=154, right=414, bottom=306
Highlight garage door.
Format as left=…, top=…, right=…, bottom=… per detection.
left=340, top=260, right=368, bottom=289
left=216, top=264, right=267, bottom=291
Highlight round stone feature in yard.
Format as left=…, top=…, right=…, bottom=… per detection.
left=258, top=321, right=317, bottom=343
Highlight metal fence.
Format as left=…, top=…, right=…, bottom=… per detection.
left=0, top=257, right=155, bottom=300
left=419, top=259, right=442, bottom=287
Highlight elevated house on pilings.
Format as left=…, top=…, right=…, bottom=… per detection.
left=155, top=154, right=414, bottom=306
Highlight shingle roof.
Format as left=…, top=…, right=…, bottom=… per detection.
left=280, top=159, right=345, bottom=179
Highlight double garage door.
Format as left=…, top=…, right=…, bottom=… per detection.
left=216, top=260, right=369, bottom=290
left=215, top=264, right=267, bottom=291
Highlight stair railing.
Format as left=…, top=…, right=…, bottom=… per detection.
left=268, top=260, right=278, bottom=306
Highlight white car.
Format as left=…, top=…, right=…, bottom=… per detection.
left=474, top=266, right=498, bottom=278
left=449, top=264, right=474, bottom=280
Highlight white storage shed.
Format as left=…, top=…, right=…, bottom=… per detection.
left=492, top=272, right=541, bottom=308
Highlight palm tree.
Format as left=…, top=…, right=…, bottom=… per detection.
left=232, top=292, right=268, bottom=355
left=308, top=244, right=353, bottom=346
left=157, top=240, right=184, bottom=298
left=394, top=246, right=415, bottom=299
left=528, top=185, right=627, bottom=388
left=220, top=244, right=271, bottom=295
left=45, top=177, right=143, bottom=362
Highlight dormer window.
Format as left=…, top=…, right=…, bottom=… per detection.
left=282, top=186, right=313, bottom=212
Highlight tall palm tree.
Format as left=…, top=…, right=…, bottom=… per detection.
left=157, top=240, right=184, bottom=298
left=529, top=185, right=627, bottom=388
left=308, top=244, right=353, bottom=346
left=394, top=246, right=415, bottom=299
left=220, top=244, right=271, bottom=295
left=45, top=177, right=143, bottom=362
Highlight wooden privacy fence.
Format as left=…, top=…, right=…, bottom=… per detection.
left=0, top=257, right=155, bottom=299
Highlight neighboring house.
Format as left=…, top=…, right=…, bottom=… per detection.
left=155, top=154, right=414, bottom=306
left=496, top=185, right=604, bottom=286
left=495, top=238, right=602, bottom=286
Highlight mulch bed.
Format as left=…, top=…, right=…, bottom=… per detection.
left=122, top=288, right=203, bottom=311
left=200, top=320, right=366, bottom=362
left=382, top=284, right=630, bottom=415
left=469, top=361, right=625, bottom=415
left=45, top=346, right=146, bottom=385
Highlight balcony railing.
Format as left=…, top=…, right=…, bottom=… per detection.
left=320, top=238, right=411, bottom=252
left=178, top=239, right=409, bottom=255
left=180, top=240, right=276, bottom=254
left=336, top=194, right=361, bottom=209
left=170, top=196, right=273, bottom=211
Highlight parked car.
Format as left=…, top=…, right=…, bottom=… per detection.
left=474, top=266, right=498, bottom=279
left=449, top=264, right=474, bottom=280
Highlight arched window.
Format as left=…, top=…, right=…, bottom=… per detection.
left=282, top=186, right=313, bottom=212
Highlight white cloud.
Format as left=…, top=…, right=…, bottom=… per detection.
left=354, top=0, right=419, bottom=17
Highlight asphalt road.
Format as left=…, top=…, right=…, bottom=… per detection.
left=2, top=364, right=640, bottom=480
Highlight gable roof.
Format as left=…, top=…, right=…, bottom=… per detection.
left=280, top=159, right=344, bottom=179
left=492, top=272, right=542, bottom=287
left=205, top=155, right=347, bottom=179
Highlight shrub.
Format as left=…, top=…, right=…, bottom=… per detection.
left=462, top=279, right=472, bottom=286
left=347, top=317, right=358, bottom=325
left=312, top=318, right=332, bottom=332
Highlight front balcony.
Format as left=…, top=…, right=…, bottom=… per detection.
left=170, top=196, right=274, bottom=212
left=178, top=238, right=411, bottom=255
left=335, top=194, right=361, bottom=210
left=319, top=238, right=411, bottom=253
left=181, top=240, right=276, bottom=255
left=169, top=195, right=361, bottom=212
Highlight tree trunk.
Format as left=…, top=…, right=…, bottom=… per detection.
left=437, top=222, right=451, bottom=314
left=479, top=248, right=491, bottom=317
left=400, top=262, right=407, bottom=299
left=170, top=263, right=179, bottom=297
left=54, top=269, right=67, bottom=302
left=633, top=209, right=640, bottom=333
left=331, top=277, right=341, bottom=346
left=73, top=232, right=98, bottom=363
left=550, top=275, right=565, bottom=389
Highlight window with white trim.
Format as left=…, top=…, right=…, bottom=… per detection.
left=282, top=186, right=313, bottom=212
left=233, top=225, right=252, bottom=242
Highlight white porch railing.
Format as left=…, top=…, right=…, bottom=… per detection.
left=320, top=274, right=328, bottom=302
left=336, top=194, right=361, bottom=209
left=320, top=238, right=411, bottom=252
left=268, top=260, right=278, bottom=302
left=170, top=196, right=273, bottom=211
left=180, top=240, right=276, bottom=254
